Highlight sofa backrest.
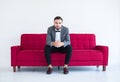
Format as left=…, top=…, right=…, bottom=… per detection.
left=20, top=34, right=96, bottom=50
left=21, top=34, right=46, bottom=50
left=70, top=34, right=96, bottom=50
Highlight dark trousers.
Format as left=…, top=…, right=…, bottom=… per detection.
left=44, top=45, right=72, bottom=65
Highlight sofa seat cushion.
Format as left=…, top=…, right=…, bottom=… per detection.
left=17, top=50, right=45, bottom=61
left=71, top=50, right=103, bottom=61
left=17, top=50, right=103, bottom=62
left=17, top=50, right=65, bottom=61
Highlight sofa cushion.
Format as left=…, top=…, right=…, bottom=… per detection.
left=71, top=50, right=103, bottom=61
left=17, top=50, right=45, bottom=61
left=17, top=50, right=65, bottom=62
left=70, top=34, right=96, bottom=50
left=20, top=34, right=46, bottom=50
left=17, top=50, right=103, bottom=62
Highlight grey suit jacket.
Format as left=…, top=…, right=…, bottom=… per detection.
left=46, top=25, right=71, bottom=47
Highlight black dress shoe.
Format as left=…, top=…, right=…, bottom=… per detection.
left=47, top=67, right=52, bottom=74
left=63, top=68, right=69, bottom=74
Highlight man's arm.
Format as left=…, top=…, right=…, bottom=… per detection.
left=46, top=27, right=52, bottom=47
left=46, top=27, right=64, bottom=47
left=63, top=28, right=71, bottom=47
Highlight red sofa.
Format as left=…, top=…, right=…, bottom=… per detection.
left=11, top=34, right=109, bottom=72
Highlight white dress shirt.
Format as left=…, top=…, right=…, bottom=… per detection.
left=55, top=29, right=61, bottom=42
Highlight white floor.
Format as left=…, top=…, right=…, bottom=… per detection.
left=0, top=65, right=120, bottom=82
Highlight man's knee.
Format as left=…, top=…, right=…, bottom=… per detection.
left=44, top=45, right=51, bottom=52
left=65, top=45, right=72, bottom=52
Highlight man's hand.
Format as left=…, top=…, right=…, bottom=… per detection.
left=51, top=41, right=64, bottom=48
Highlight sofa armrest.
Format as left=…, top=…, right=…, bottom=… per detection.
left=11, top=46, right=20, bottom=66
left=95, top=45, right=109, bottom=65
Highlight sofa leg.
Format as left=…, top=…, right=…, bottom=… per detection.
left=18, top=66, right=20, bottom=69
left=103, top=66, right=106, bottom=71
left=58, top=66, right=60, bottom=70
left=96, top=65, right=99, bottom=68
left=13, top=66, right=16, bottom=72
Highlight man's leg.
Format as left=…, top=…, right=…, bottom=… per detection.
left=44, top=45, right=53, bottom=74
left=44, top=45, right=52, bottom=65
left=44, top=45, right=58, bottom=74
left=62, top=45, right=72, bottom=74
left=64, top=45, right=72, bottom=65
left=59, top=45, right=72, bottom=74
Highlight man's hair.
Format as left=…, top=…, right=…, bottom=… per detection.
left=54, top=16, right=63, bottom=21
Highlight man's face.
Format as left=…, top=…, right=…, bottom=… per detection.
left=54, top=19, right=63, bottom=29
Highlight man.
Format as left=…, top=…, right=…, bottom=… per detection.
left=44, top=16, right=72, bottom=74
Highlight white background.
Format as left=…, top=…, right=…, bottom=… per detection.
left=0, top=0, right=120, bottom=67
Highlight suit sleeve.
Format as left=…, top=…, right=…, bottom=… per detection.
left=63, top=28, right=71, bottom=47
left=46, top=28, right=52, bottom=47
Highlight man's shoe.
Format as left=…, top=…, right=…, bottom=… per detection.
left=63, top=68, right=69, bottom=74
left=47, top=67, right=52, bottom=74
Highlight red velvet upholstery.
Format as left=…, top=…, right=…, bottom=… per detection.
left=11, top=34, right=109, bottom=72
